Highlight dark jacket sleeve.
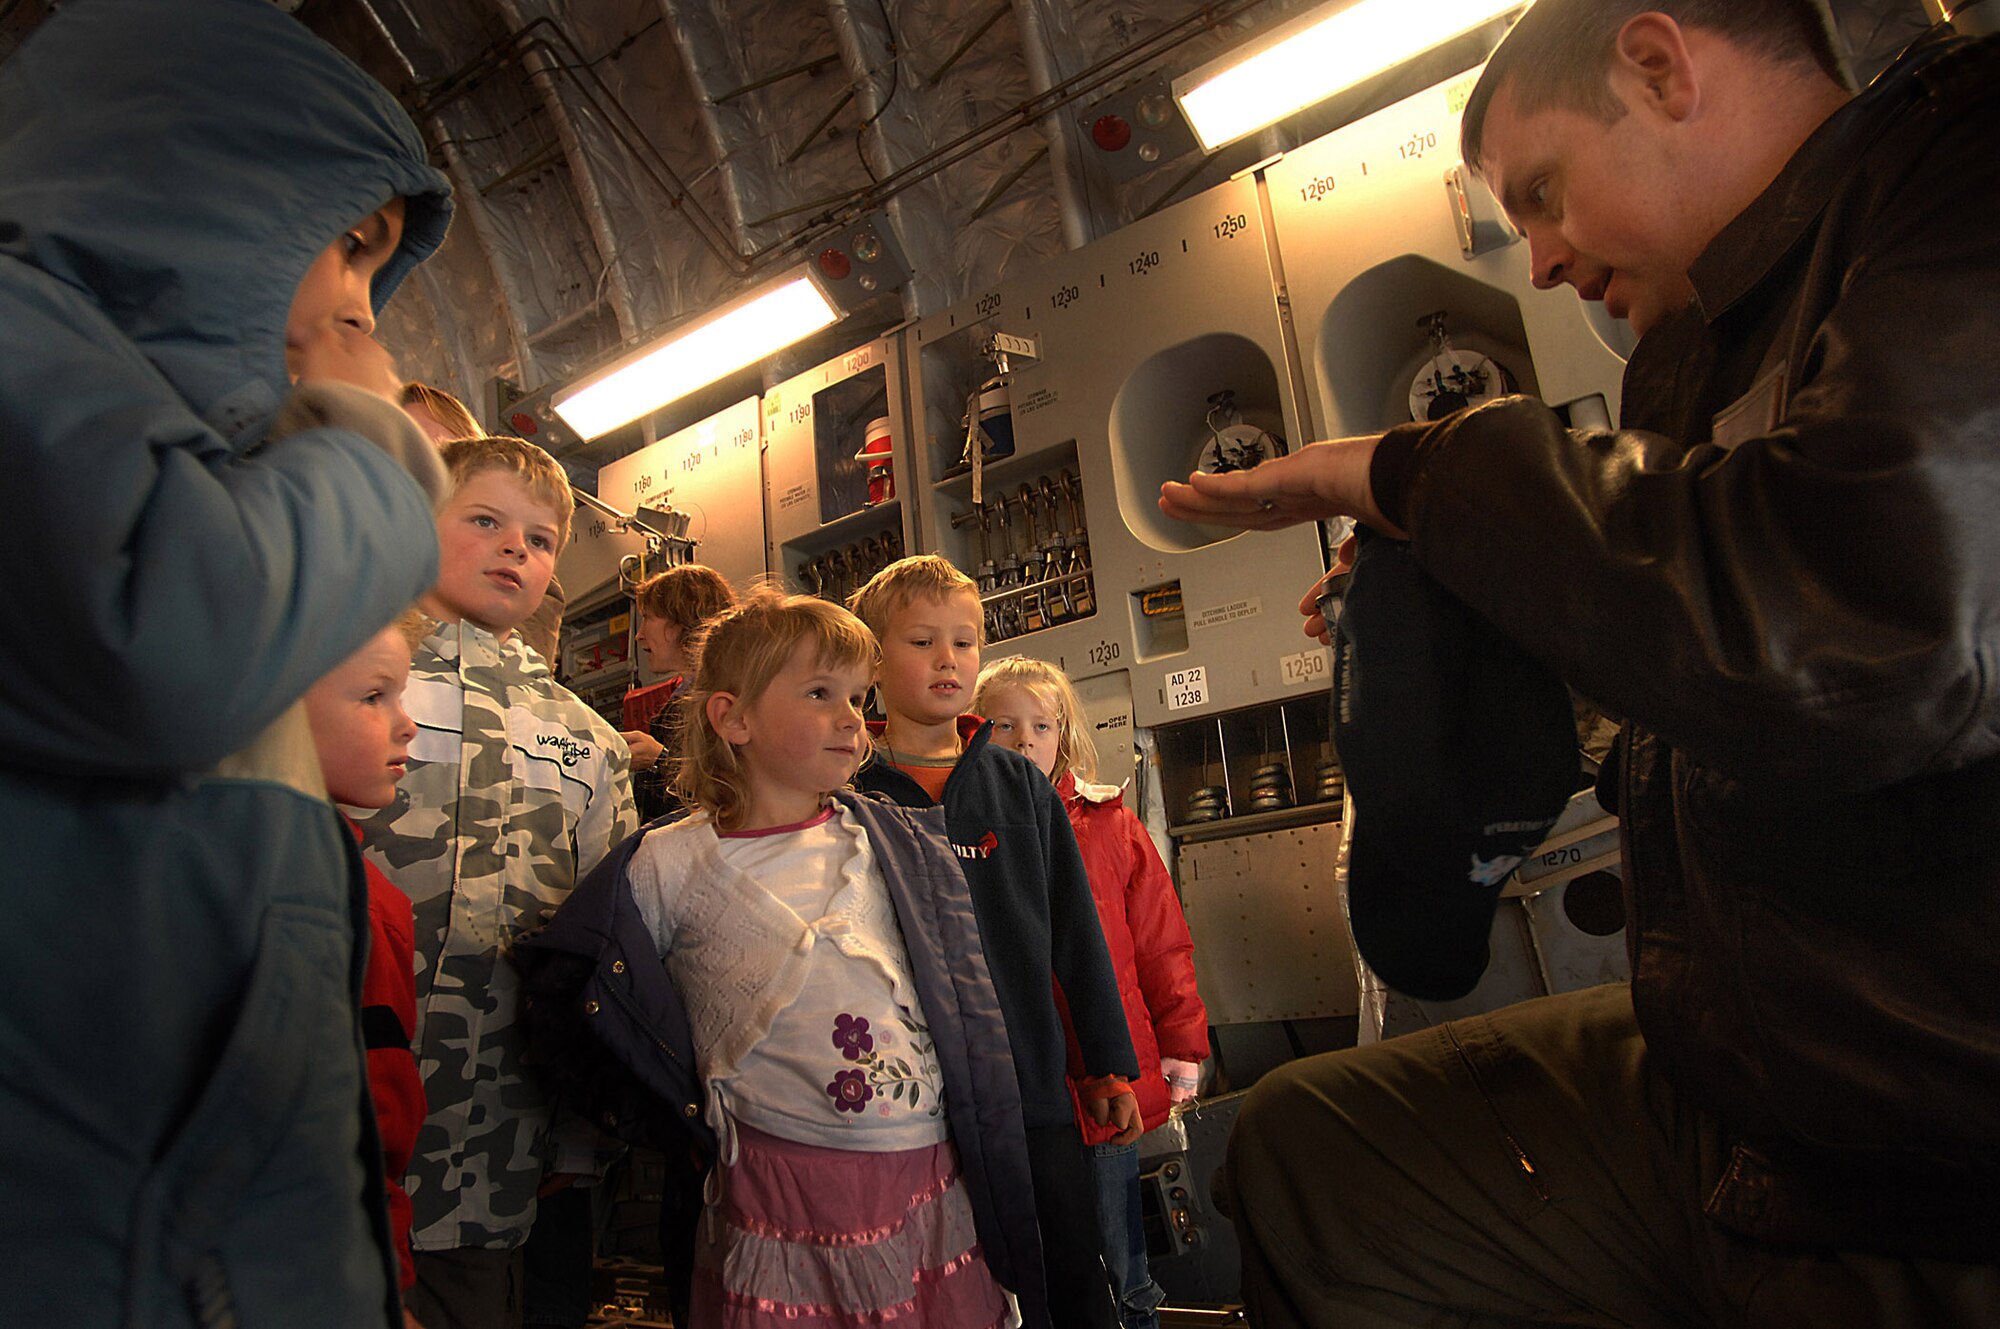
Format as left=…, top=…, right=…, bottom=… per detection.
left=513, top=834, right=713, bottom=1157
left=851, top=794, right=1046, bottom=1318
left=1117, top=807, right=1209, bottom=1064
left=0, top=273, right=440, bottom=775
left=1040, top=777, right=1139, bottom=1079
left=1399, top=95, right=2000, bottom=798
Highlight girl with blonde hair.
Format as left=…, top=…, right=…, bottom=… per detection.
left=974, top=655, right=1211, bottom=1329
left=617, top=589, right=1044, bottom=1327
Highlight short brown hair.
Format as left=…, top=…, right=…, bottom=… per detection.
left=1461, top=0, right=1849, bottom=172
left=972, top=655, right=1097, bottom=782
left=675, top=589, right=879, bottom=831
left=401, top=381, right=481, bottom=441
left=847, top=555, right=981, bottom=641
left=437, top=435, right=574, bottom=547
left=636, top=565, right=738, bottom=637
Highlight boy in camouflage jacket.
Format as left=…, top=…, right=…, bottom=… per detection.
left=353, top=436, right=638, bottom=1326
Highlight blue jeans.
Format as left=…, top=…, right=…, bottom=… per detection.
left=1091, top=1142, right=1165, bottom=1329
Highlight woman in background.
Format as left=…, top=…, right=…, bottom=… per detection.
left=621, top=564, right=737, bottom=822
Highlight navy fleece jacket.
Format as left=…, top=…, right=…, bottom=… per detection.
left=859, top=717, right=1138, bottom=1128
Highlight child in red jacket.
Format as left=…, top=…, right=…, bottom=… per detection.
left=304, top=610, right=429, bottom=1324
left=974, top=658, right=1210, bottom=1329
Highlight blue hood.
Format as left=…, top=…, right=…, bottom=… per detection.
left=0, top=0, right=452, bottom=442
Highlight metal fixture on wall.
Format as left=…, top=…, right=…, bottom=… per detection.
left=572, top=490, right=699, bottom=566
left=808, top=212, right=913, bottom=311
left=1079, top=74, right=1202, bottom=186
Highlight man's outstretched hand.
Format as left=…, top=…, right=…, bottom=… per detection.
left=1161, top=438, right=1391, bottom=646
left=1157, top=435, right=1400, bottom=537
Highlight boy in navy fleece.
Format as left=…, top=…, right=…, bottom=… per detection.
left=851, top=555, right=1138, bottom=1329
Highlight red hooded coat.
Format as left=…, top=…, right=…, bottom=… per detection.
left=351, top=817, right=425, bottom=1289
left=1052, top=772, right=1210, bottom=1142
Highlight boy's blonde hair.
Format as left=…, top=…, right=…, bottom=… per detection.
left=972, top=656, right=1097, bottom=782
left=437, top=435, right=574, bottom=547
left=675, top=588, right=879, bottom=831
left=390, top=606, right=434, bottom=653
left=400, top=380, right=481, bottom=441
left=847, top=554, right=982, bottom=641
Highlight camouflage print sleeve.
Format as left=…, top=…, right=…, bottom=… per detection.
left=569, top=695, right=637, bottom=877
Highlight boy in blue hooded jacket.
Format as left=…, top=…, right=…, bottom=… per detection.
left=0, top=1, right=454, bottom=1324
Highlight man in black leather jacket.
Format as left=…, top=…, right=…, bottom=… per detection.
left=1163, top=1, right=2000, bottom=1323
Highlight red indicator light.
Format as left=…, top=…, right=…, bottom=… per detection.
left=1091, top=115, right=1132, bottom=151
left=509, top=412, right=540, bottom=436
left=818, top=248, right=852, bottom=280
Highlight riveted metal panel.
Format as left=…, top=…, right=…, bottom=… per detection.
left=1349, top=789, right=1632, bottom=1042
left=1512, top=789, right=1631, bottom=996
left=1521, top=874, right=1631, bottom=995
left=1180, top=819, right=1359, bottom=1025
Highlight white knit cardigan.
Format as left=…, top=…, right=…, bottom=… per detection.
left=624, top=806, right=917, bottom=1156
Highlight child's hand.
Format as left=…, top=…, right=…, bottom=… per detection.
left=621, top=730, right=665, bottom=772
left=289, top=321, right=404, bottom=400
left=1161, top=1057, right=1203, bottom=1103
left=1083, top=1077, right=1143, bottom=1145
left=535, top=1171, right=580, bottom=1199
left=1100, top=1089, right=1142, bottom=1146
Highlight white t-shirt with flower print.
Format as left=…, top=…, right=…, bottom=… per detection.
left=707, top=807, right=949, bottom=1151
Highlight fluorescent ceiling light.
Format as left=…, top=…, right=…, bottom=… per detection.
left=1174, top=0, right=1528, bottom=153
left=553, top=269, right=840, bottom=439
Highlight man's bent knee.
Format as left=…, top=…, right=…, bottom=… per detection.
left=1221, top=1050, right=1374, bottom=1215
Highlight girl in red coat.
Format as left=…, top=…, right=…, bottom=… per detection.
left=974, top=658, right=1210, bottom=1329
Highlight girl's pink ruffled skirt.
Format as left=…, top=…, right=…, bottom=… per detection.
left=691, top=1121, right=1011, bottom=1327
